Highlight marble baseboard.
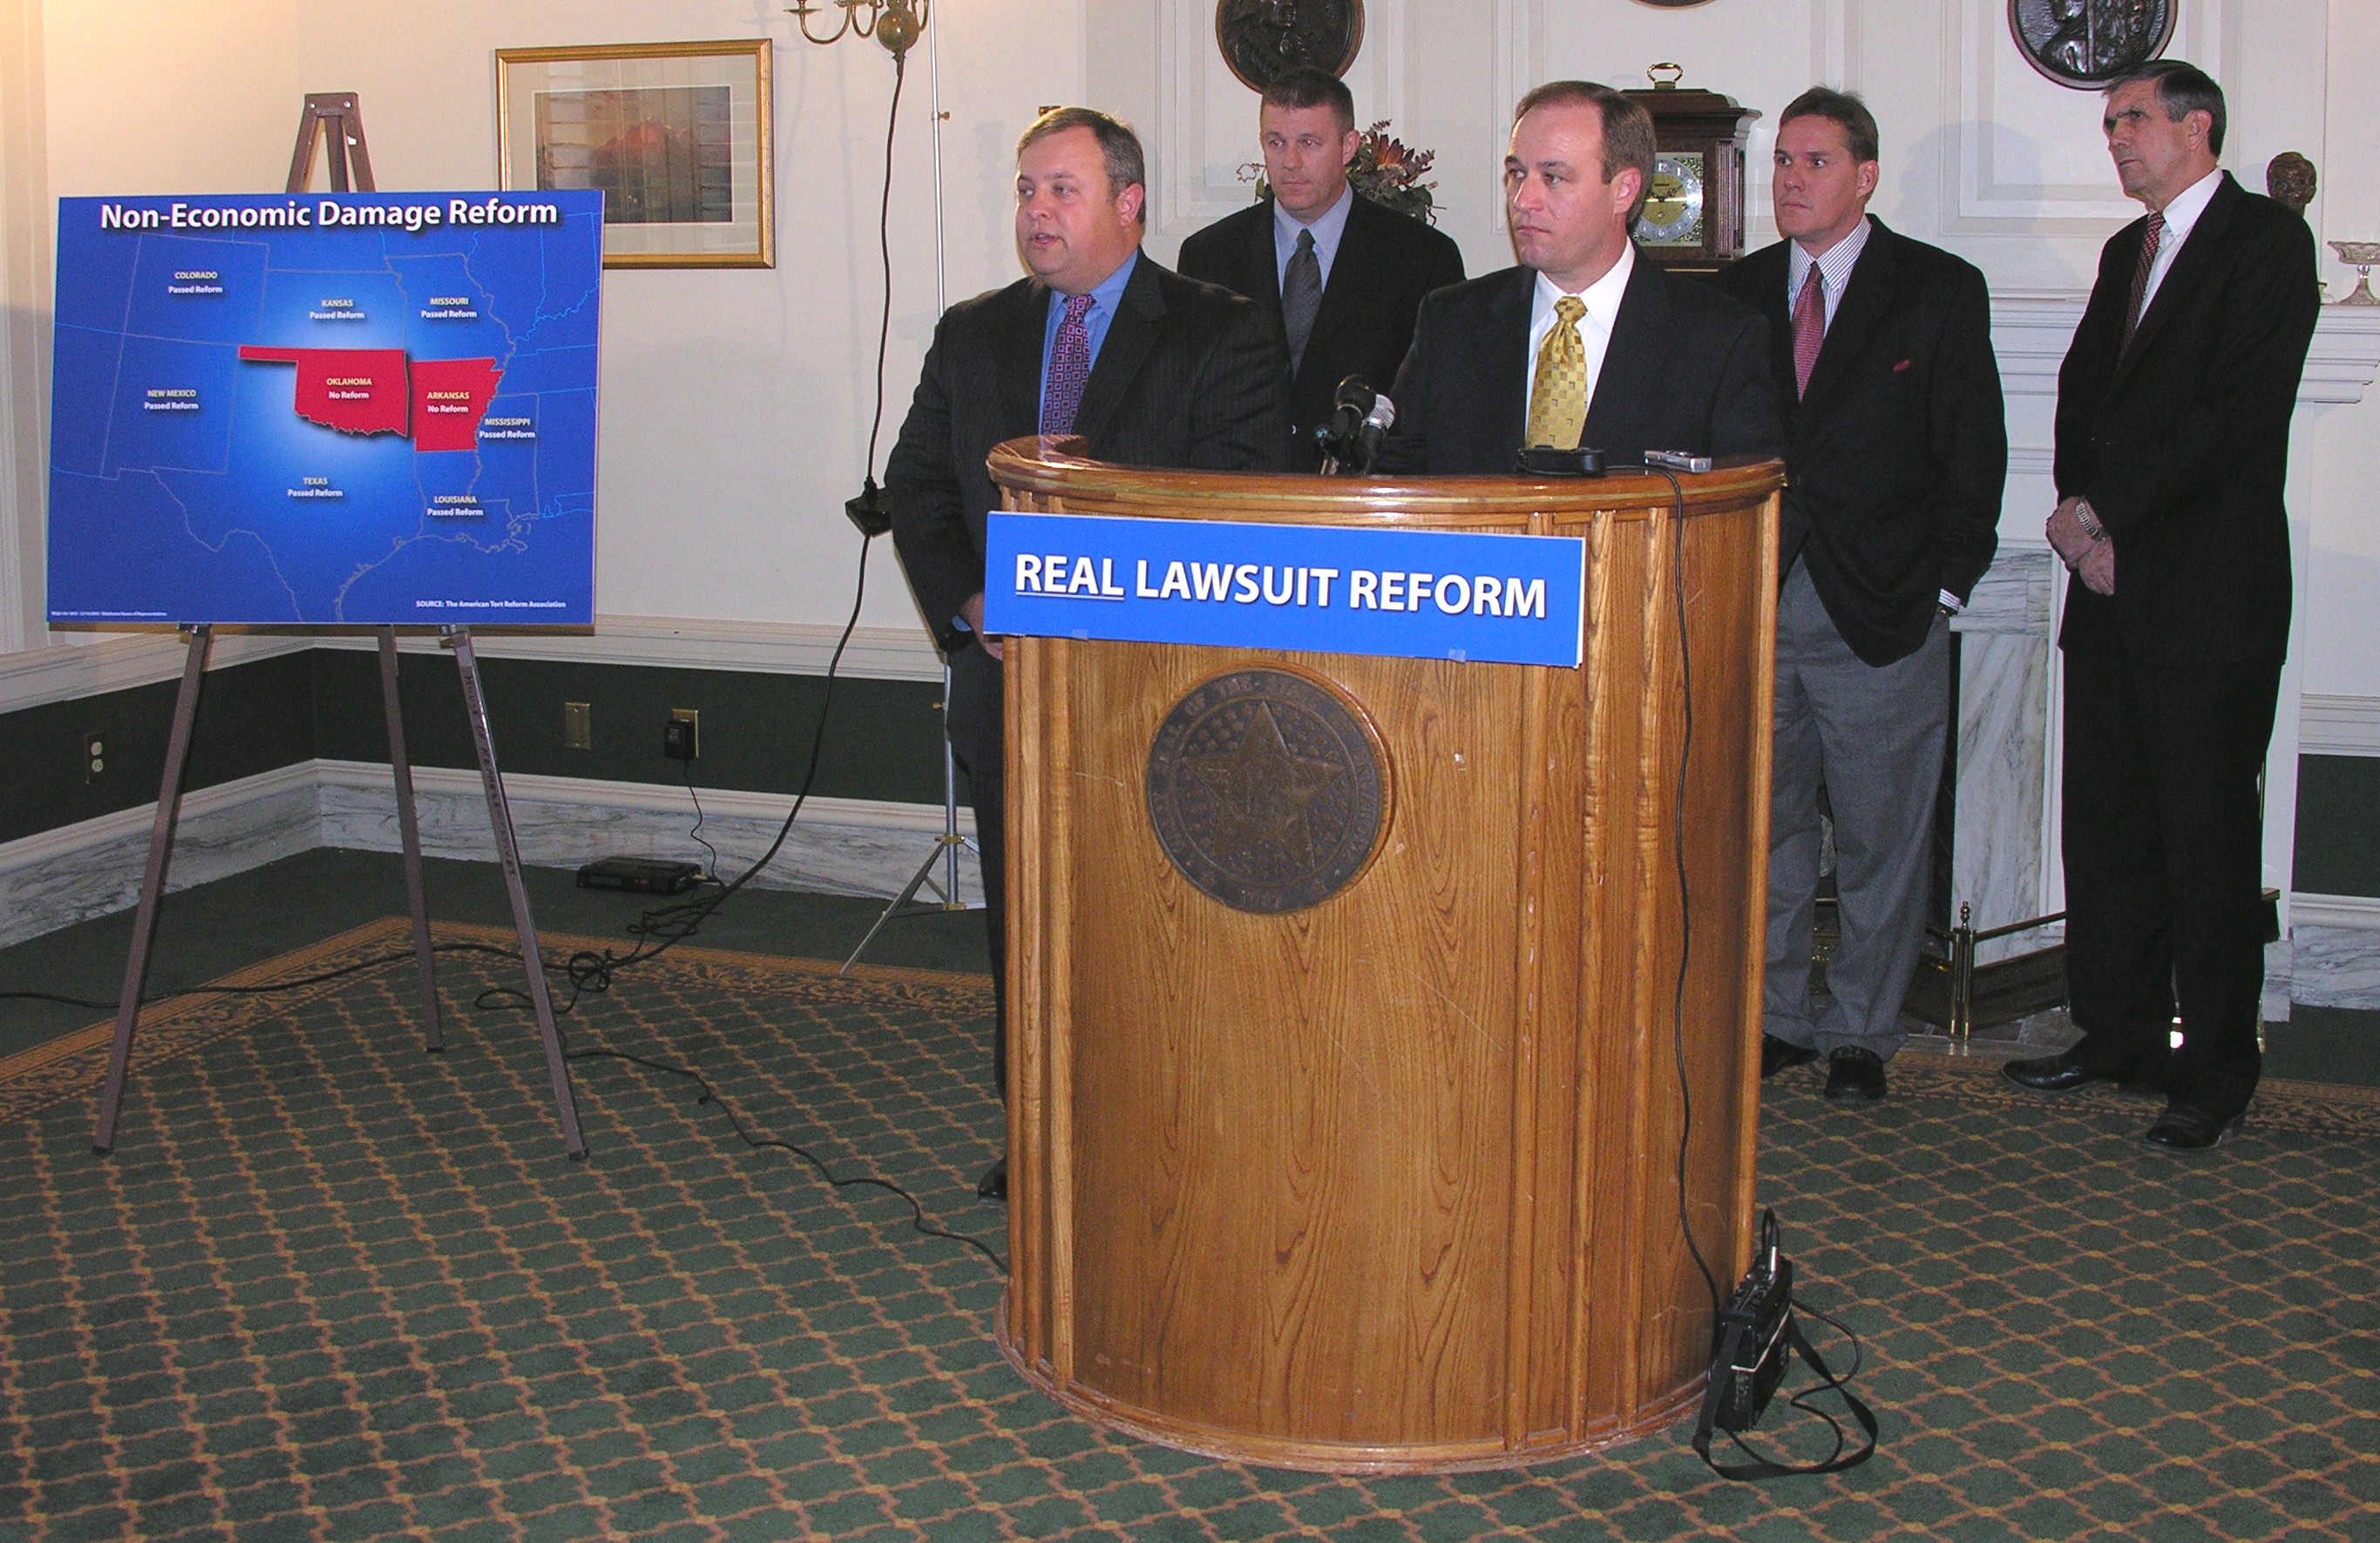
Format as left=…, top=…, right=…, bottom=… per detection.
left=0, top=760, right=980, bottom=951
left=2289, top=893, right=2380, bottom=1010
left=315, top=761, right=982, bottom=907
left=0, top=763, right=323, bottom=949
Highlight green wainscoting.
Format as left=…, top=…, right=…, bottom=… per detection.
left=0, top=647, right=958, bottom=846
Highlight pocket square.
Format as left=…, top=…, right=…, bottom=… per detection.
left=1892, top=359, right=1914, bottom=373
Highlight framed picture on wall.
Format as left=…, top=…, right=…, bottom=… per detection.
left=496, top=39, right=773, bottom=268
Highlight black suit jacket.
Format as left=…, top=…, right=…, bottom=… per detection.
left=1711, top=221, right=2006, bottom=665
left=1176, top=193, right=1465, bottom=465
left=2053, top=173, right=2319, bottom=663
left=885, top=254, right=1290, bottom=652
left=1377, top=253, right=1785, bottom=475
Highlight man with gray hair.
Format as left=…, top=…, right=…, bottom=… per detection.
left=2004, top=61, right=2318, bottom=1154
left=885, top=107, right=1289, bottom=1201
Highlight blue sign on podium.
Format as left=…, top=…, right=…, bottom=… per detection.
left=982, top=511, right=1586, bottom=667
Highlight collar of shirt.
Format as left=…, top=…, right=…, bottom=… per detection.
left=1040, top=249, right=1140, bottom=409
left=1526, top=241, right=1635, bottom=414
left=1273, top=183, right=1356, bottom=292
left=1784, top=214, right=1873, bottom=332
left=2138, top=166, right=2223, bottom=314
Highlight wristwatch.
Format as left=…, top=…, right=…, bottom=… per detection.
left=2072, top=499, right=2106, bottom=542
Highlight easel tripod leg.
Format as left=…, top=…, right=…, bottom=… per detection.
left=449, top=629, right=587, bottom=1160
left=379, top=628, right=444, bottom=1051
left=93, top=625, right=213, bottom=1155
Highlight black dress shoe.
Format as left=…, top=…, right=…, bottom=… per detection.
left=1823, top=1046, right=1886, bottom=1106
left=1761, top=1034, right=1820, bottom=1079
left=2002, top=1051, right=2115, bottom=1093
left=2140, top=1105, right=2244, bottom=1154
left=976, top=1157, right=1008, bottom=1203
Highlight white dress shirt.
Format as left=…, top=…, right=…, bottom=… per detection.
left=2138, top=166, right=2223, bottom=316
left=1523, top=240, right=1635, bottom=420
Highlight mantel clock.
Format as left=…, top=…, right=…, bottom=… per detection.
left=1623, top=64, right=1761, bottom=274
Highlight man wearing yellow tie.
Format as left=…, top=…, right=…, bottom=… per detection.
left=1378, top=81, right=1781, bottom=474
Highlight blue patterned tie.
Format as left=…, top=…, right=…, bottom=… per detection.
left=1041, top=293, right=1095, bottom=435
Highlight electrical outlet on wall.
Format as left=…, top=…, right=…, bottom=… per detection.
left=84, top=730, right=106, bottom=783
left=664, top=707, right=700, bottom=761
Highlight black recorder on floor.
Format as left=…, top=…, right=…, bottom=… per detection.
left=576, top=856, right=704, bottom=897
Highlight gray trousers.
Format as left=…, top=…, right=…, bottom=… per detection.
left=1764, top=562, right=1949, bottom=1060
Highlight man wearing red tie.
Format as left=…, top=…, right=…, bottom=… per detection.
left=2004, top=63, right=2318, bottom=1154
left=1711, top=90, right=2005, bottom=1107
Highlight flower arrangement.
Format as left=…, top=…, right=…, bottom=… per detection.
left=1241, top=120, right=1441, bottom=226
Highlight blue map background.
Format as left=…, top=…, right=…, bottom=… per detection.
left=47, top=192, right=601, bottom=626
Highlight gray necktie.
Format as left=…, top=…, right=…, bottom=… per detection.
left=1281, top=227, right=1321, bottom=375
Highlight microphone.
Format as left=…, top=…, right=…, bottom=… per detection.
left=1353, top=391, right=1395, bottom=471
left=1321, top=376, right=1393, bottom=475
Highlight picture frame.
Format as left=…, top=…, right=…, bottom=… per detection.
left=496, top=39, right=773, bottom=269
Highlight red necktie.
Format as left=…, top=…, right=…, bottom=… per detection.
left=2123, top=210, right=2166, bottom=348
left=1041, top=293, right=1094, bottom=435
left=1791, top=265, right=1825, bottom=398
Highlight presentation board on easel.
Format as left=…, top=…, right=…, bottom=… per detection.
left=46, top=189, right=601, bottom=626
left=52, top=95, right=609, bottom=1163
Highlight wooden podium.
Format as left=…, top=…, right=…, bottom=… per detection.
left=988, top=440, right=1785, bottom=1473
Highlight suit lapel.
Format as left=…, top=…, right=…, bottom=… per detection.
left=1001, top=279, right=1049, bottom=435
left=1486, top=267, right=1534, bottom=450
left=1296, top=195, right=1371, bottom=394
left=1799, top=224, right=1901, bottom=415
left=1244, top=199, right=1283, bottom=310
left=2112, top=173, right=2237, bottom=391
left=1583, top=254, right=1669, bottom=447
left=1069, top=254, right=1162, bottom=446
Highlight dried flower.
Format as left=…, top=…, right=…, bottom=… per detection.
left=1238, top=120, right=1441, bottom=226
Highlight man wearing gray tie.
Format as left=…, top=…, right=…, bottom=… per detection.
left=1179, top=68, right=1464, bottom=468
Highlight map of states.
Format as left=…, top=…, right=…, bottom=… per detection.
left=46, top=192, right=602, bottom=626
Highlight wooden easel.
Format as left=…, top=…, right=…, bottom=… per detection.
left=92, top=93, right=587, bottom=1161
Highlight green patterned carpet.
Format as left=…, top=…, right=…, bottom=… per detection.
left=3, top=919, right=2376, bottom=1541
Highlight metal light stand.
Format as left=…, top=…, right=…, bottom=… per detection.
left=842, top=665, right=980, bottom=971
left=840, top=24, right=978, bottom=974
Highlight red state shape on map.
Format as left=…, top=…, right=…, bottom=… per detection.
left=237, top=347, right=411, bottom=437
left=410, top=358, right=505, bottom=452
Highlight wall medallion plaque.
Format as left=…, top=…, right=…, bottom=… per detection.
left=1146, top=669, right=1386, bottom=914
left=1215, top=0, right=1364, bottom=92
left=2008, top=0, right=2176, bottom=89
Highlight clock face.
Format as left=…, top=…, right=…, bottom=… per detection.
left=1637, top=152, right=1705, bottom=249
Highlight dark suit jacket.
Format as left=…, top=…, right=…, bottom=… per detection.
left=1176, top=192, right=1465, bottom=465
left=2053, top=173, right=2319, bottom=663
left=1377, top=254, right=1785, bottom=475
left=1712, top=220, right=2006, bottom=666
left=885, top=254, right=1290, bottom=652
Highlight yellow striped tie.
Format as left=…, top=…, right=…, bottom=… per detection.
left=1525, top=295, right=1590, bottom=450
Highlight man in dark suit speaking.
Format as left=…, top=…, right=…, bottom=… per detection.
left=1377, top=80, right=1781, bottom=475
left=885, top=108, right=1288, bottom=1200
left=2003, top=62, right=2318, bottom=1154
left=1711, top=89, right=2005, bottom=1108
left=1177, top=67, right=1464, bottom=468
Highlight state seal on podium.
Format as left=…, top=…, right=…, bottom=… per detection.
left=1145, top=668, right=1387, bottom=914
